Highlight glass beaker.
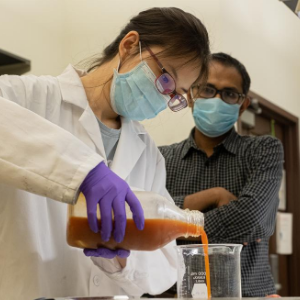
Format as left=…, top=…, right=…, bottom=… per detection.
left=176, top=244, right=243, bottom=298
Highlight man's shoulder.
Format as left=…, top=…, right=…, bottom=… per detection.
left=158, top=139, right=188, bottom=158
left=237, top=134, right=283, bottom=154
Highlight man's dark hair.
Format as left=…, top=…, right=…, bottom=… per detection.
left=211, top=52, right=251, bottom=94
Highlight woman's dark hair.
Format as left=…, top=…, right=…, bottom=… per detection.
left=211, top=52, right=251, bottom=94
left=88, top=7, right=210, bottom=82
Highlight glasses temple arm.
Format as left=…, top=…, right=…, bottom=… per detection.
left=144, top=45, right=164, bottom=70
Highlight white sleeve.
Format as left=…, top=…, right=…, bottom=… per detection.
left=92, top=245, right=177, bottom=296
left=91, top=152, right=177, bottom=296
left=0, top=96, right=103, bottom=204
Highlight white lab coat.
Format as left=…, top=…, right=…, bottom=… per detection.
left=0, top=65, right=177, bottom=300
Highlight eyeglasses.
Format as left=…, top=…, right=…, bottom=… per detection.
left=145, top=46, right=188, bottom=112
left=191, top=85, right=246, bottom=105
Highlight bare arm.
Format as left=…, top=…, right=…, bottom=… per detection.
left=184, top=187, right=237, bottom=211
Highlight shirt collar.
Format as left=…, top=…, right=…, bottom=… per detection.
left=181, top=128, right=199, bottom=159
left=181, top=127, right=241, bottom=159
left=220, top=127, right=241, bottom=155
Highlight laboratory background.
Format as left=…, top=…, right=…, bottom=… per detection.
left=1, top=0, right=300, bottom=298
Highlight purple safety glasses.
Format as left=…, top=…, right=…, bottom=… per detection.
left=145, top=46, right=188, bottom=112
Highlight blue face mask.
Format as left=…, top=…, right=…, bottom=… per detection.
left=110, top=60, right=169, bottom=121
left=193, top=97, right=240, bottom=138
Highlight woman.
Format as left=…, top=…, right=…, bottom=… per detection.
left=0, top=7, right=210, bottom=300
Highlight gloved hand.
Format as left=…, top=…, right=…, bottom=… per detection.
left=80, top=161, right=144, bottom=243
left=84, top=247, right=130, bottom=259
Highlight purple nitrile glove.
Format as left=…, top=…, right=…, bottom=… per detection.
left=84, top=248, right=130, bottom=259
left=80, top=161, right=144, bottom=243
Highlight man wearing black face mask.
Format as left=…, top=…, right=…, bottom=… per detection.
left=159, top=53, right=284, bottom=297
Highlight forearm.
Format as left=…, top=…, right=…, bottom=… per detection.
left=184, top=188, right=220, bottom=210
left=116, top=257, right=127, bottom=268
left=0, top=97, right=103, bottom=204
left=205, top=137, right=283, bottom=243
left=204, top=192, right=279, bottom=243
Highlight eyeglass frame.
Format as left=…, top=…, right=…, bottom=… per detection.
left=190, top=84, right=246, bottom=105
left=144, top=45, right=188, bottom=112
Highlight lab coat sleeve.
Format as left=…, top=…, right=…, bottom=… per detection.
left=0, top=95, right=103, bottom=204
left=91, top=153, right=177, bottom=296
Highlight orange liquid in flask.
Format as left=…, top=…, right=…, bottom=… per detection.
left=67, top=217, right=211, bottom=297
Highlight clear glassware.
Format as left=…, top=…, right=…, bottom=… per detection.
left=67, top=191, right=204, bottom=251
left=176, top=244, right=243, bottom=298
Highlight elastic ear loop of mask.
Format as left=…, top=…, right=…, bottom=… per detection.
left=117, top=41, right=143, bottom=72
left=139, top=41, right=142, bottom=61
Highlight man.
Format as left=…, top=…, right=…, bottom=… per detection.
left=159, top=53, right=283, bottom=297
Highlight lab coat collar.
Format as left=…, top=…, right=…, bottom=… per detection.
left=57, top=65, right=107, bottom=156
left=110, top=118, right=147, bottom=180
left=78, top=109, right=147, bottom=179
left=57, top=64, right=88, bottom=110
left=79, top=105, right=107, bottom=158
left=57, top=64, right=147, bottom=179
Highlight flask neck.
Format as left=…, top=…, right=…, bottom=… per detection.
left=183, top=209, right=204, bottom=238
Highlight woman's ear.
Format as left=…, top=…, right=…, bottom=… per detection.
left=118, top=31, right=140, bottom=61
left=239, top=96, right=251, bottom=116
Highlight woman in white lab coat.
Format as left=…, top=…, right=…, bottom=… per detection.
left=0, top=7, right=210, bottom=300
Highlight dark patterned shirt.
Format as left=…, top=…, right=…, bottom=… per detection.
left=159, top=128, right=284, bottom=297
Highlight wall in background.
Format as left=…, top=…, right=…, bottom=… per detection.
left=219, top=0, right=300, bottom=137
left=62, top=0, right=300, bottom=146
left=0, top=0, right=67, bottom=75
